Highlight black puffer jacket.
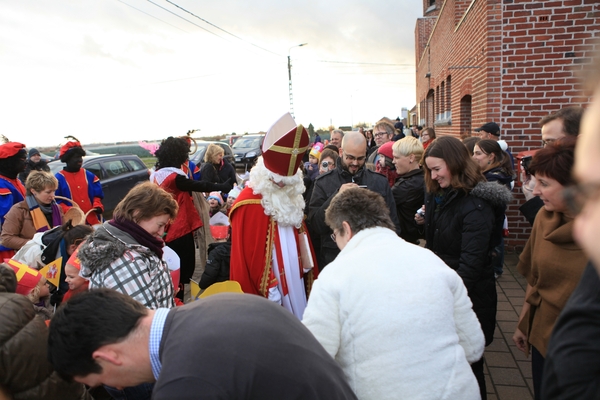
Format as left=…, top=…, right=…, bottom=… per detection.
left=424, top=181, right=512, bottom=345
left=392, top=168, right=425, bottom=244
left=0, top=293, right=90, bottom=400
left=308, top=163, right=401, bottom=269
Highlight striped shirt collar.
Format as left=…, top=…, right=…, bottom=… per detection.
left=149, top=308, right=170, bottom=380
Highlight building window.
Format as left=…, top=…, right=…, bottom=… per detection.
left=426, top=89, right=435, bottom=128
left=460, top=95, right=472, bottom=136
left=445, top=76, right=452, bottom=121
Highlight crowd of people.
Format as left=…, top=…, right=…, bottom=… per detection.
left=1, top=67, right=600, bottom=400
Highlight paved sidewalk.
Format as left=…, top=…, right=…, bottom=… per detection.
left=484, top=251, right=533, bottom=400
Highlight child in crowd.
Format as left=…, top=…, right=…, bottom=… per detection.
left=3, top=260, right=52, bottom=320
left=62, top=247, right=88, bottom=302
left=304, top=143, right=323, bottom=181
left=207, top=191, right=225, bottom=217
left=376, top=141, right=400, bottom=187
left=199, top=224, right=231, bottom=290
left=226, top=186, right=242, bottom=215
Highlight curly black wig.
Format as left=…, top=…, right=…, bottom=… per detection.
left=154, top=137, right=189, bottom=169
left=0, top=150, right=27, bottom=178
left=60, top=146, right=86, bottom=163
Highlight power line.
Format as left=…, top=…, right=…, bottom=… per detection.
left=316, top=60, right=413, bottom=66
left=116, top=0, right=189, bottom=33
left=146, top=0, right=227, bottom=39
left=163, top=0, right=284, bottom=57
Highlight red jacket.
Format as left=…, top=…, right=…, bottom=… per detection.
left=158, top=173, right=203, bottom=242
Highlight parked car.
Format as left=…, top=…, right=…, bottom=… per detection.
left=48, top=154, right=149, bottom=219
left=189, top=141, right=234, bottom=167
left=232, top=134, right=265, bottom=170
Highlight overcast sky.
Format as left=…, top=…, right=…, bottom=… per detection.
left=0, top=0, right=420, bottom=148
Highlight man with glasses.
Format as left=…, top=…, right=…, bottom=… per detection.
left=520, top=107, right=584, bottom=225
left=308, top=131, right=401, bottom=270
left=367, top=120, right=395, bottom=163
left=329, top=129, right=344, bottom=149
left=541, top=77, right=600, bottom=398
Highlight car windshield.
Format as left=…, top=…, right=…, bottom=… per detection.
left=232, top=137, right=261, bottom=149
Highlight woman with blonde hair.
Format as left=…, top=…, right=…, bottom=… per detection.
left=1, top=171, right=64, bottom=251
left=391, top=137, right=425, bottom=244
left=201, top=143, right=237, bottom=188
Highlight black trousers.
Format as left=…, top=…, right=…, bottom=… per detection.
left=166, top=232, right=195, bottom=284
left=472, top=357, right=486, bottom=400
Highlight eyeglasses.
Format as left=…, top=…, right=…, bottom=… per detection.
left=563, top=182, right=600, bottom=215
left=373, top=132, right=389, bottom=138
left=542, top=138, right=557, bottom=147
left=330, top=232, right=336, bottom=241
left=343, top=153, right=366, bottom=162
left=321, top=161, right=334, bottom=169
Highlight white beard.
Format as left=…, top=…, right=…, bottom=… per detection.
left=249, top=157, right=306, bottom=228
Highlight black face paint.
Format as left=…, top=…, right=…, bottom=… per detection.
left=65, top=155, right=83, bottom=172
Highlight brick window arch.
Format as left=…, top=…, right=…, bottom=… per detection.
left=460, top=94, right=472, bottom=137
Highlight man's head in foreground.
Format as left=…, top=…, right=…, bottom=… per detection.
left=573, top=79, right=600, bottom=273
left=48, top=289, right=154, bottom=389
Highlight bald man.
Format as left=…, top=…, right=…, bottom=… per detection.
left=308, top=131, right=401, bottom=269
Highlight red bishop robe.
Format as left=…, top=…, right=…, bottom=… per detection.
left=229, top=186, right=318, bottom=302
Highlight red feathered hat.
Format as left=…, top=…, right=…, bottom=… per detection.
left=5, top=259, right=42, bottom=295
left=0, top=142, right=26, bottom=159
left=262, top=113, right=310, bottom=177
left=59, top=141, right=83, bottom=158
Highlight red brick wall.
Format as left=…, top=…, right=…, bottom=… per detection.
left=415, top=0, right=600, bottom=251
left=501, top=0, right=600, bottom=251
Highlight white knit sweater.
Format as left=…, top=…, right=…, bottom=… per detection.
left=302, top=227, right=484, bottom=400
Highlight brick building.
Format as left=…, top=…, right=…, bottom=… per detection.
left=415, top=0, right=600, bottom=250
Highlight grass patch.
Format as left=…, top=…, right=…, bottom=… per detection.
left=141, top=157, right=156, bottom=169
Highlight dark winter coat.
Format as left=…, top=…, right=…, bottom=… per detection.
left=199, top=241, right=231, bottom=289
left=424, top=181, right=512, bottom=345
left=392, top=168, right=425, bottom=244
left=19, top=159, right=50, bottom=183
left=308, top=163, right=401, bottom=269
left=200, top=160, right=237, bottom=187
left=483, top=166, right=513, bottom=190
left=0, top=293, right=90, bottom=400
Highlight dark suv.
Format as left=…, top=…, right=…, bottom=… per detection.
left=232, top=135, right=265, bottom=170
left=48, top=154, right=149, bottom=219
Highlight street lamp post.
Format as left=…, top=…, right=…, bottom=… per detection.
left=288, top=43, right=307, bottom=118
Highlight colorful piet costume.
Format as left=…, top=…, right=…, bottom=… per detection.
left=54, top=140, right=104, bottom=225
left=229, top=113, right=318, bottom=320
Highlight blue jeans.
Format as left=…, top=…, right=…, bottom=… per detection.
left=103, top=382, right=154, bottom=400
